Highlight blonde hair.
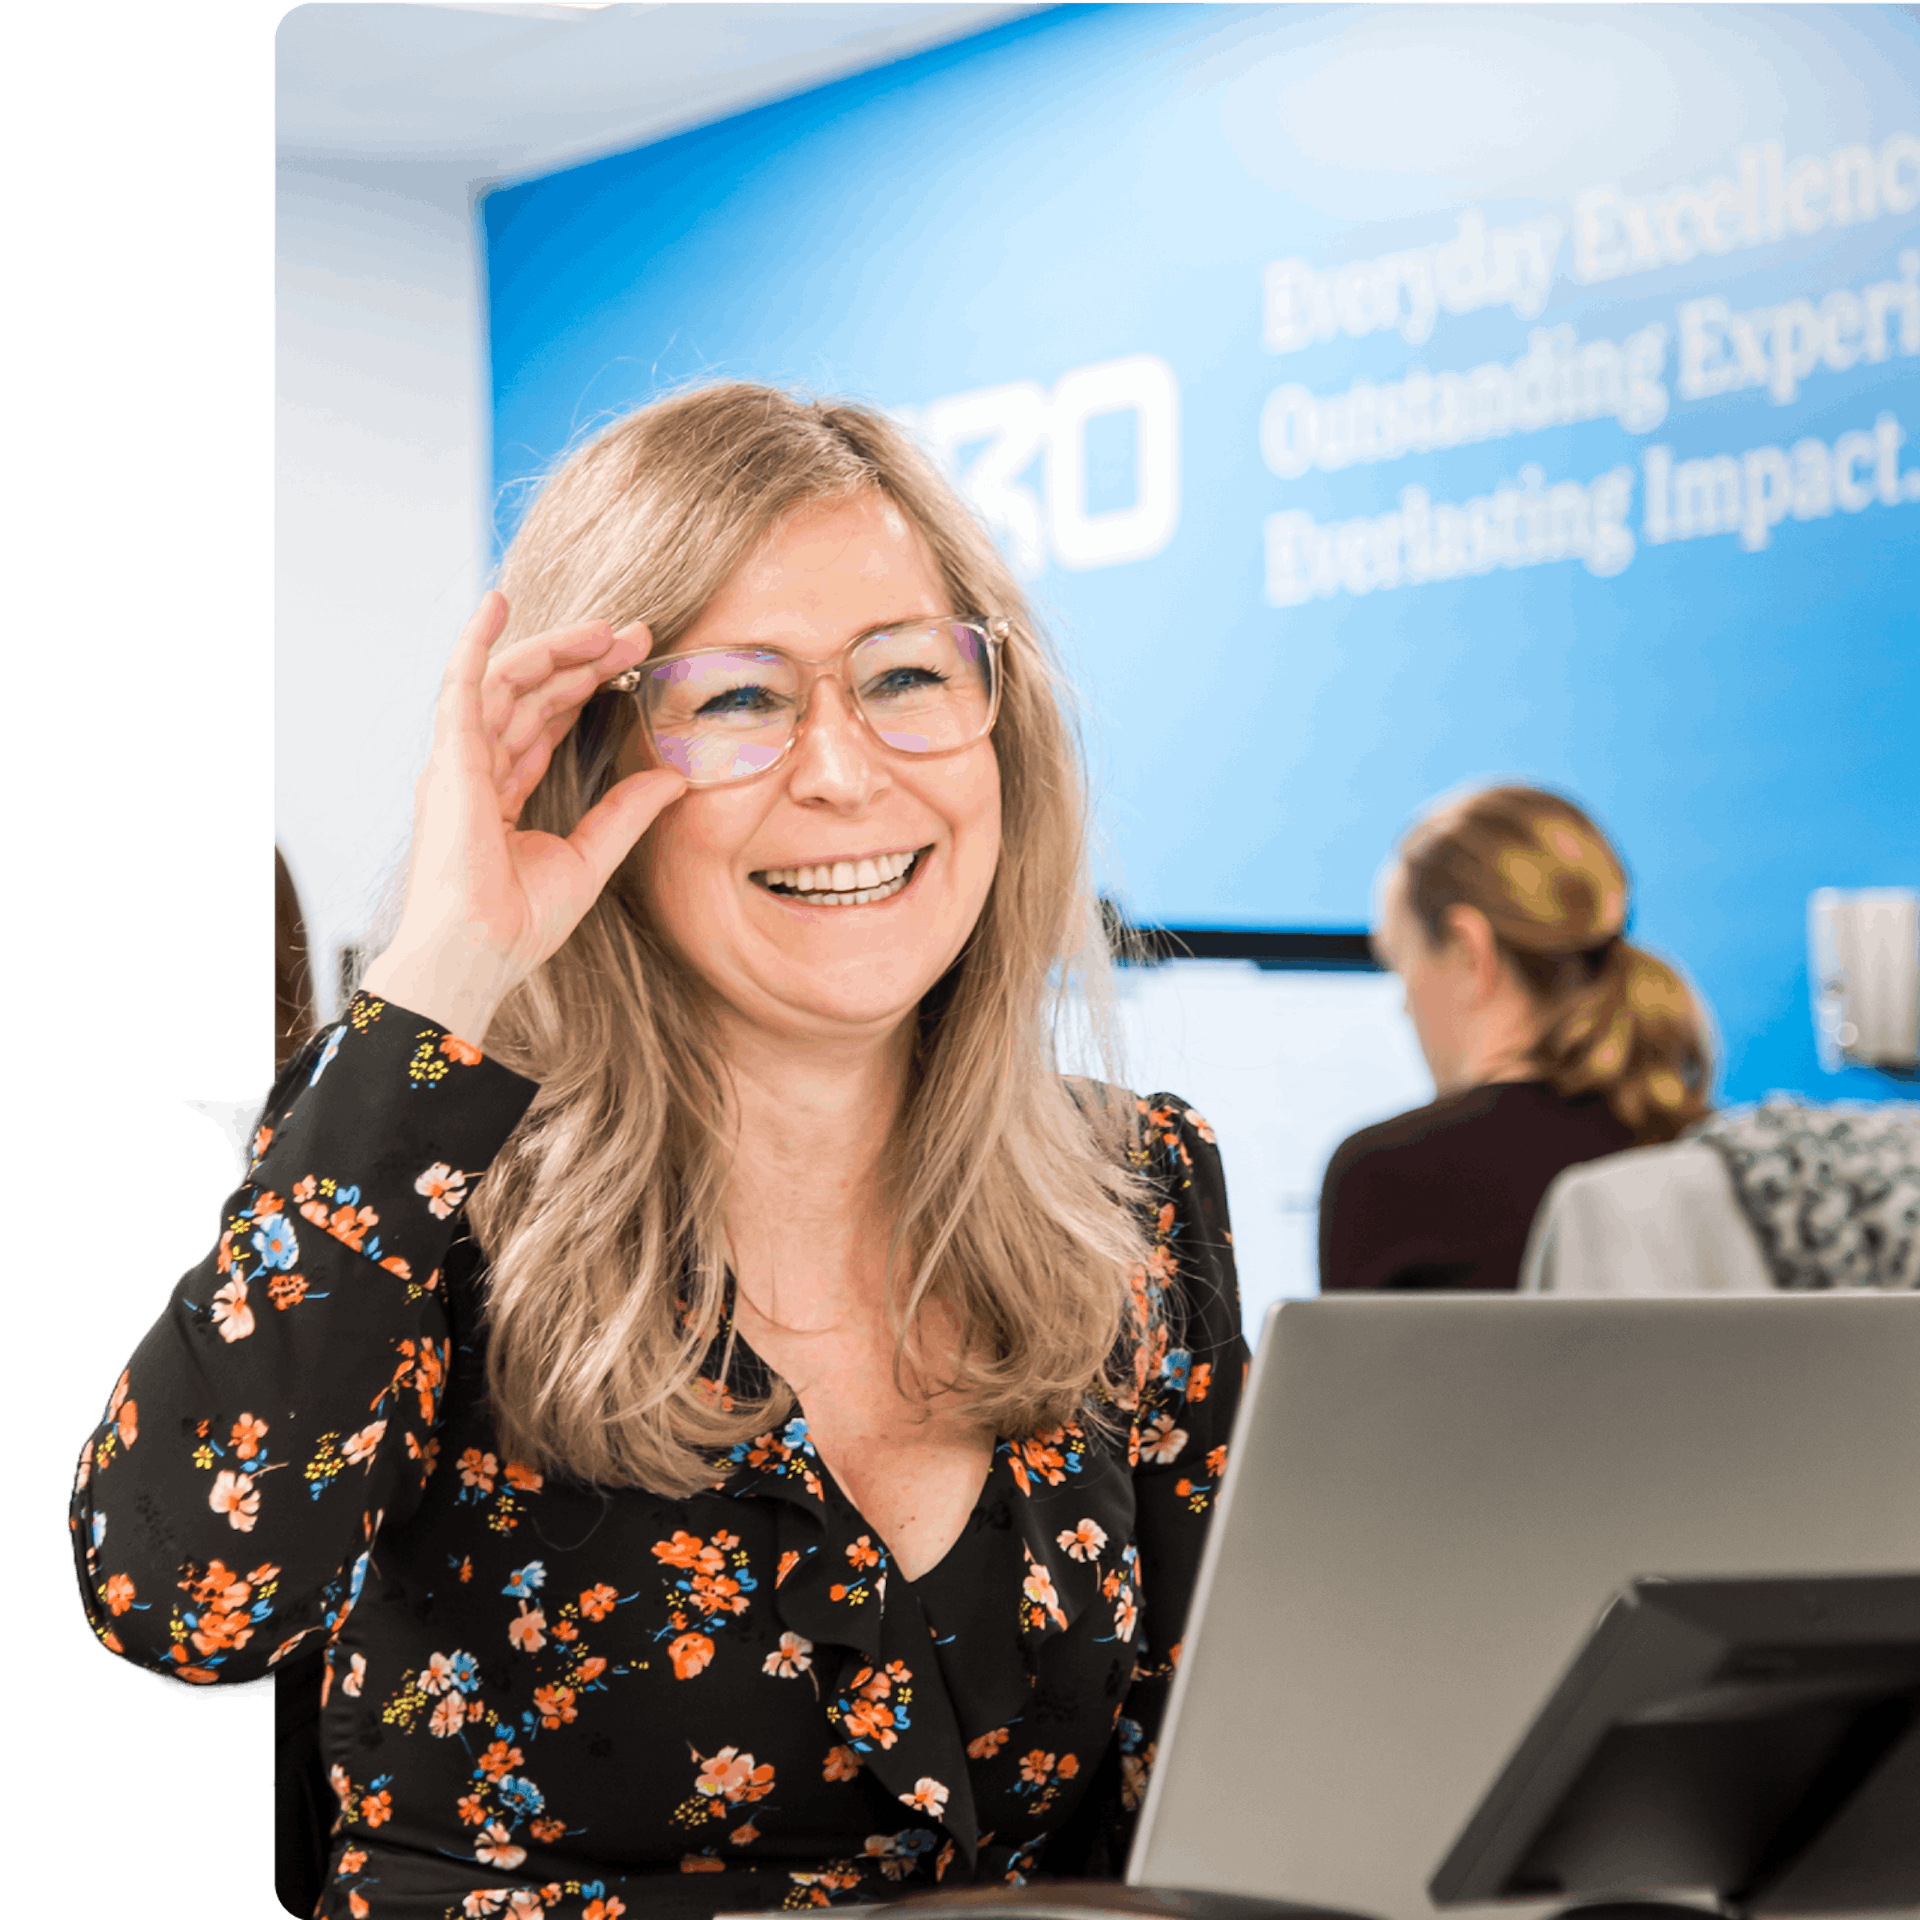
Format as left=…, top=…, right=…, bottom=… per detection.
left=464, top=383, right=1150, bottom=1494
left=1398, top=784, right=1712, bottom=1144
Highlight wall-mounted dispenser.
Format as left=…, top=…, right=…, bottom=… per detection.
left=1809, top=888, right=1920, bottom=1077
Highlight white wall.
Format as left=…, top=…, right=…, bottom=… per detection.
left=277, top=157, right=491, bottom=1015
left=1086, top=963, right=1434, bottom=1334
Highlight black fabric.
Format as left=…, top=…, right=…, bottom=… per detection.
left=278, top=1647, right=334, bottom=1916
left=72, top=996, right=1246, bottom=1919
left=1319, top=1080, right=1634, bottom=1293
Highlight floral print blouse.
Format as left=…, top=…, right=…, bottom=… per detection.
left=71, top=993, right=1245, bottom=1920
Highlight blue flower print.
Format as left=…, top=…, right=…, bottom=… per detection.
left=253, top=1212, right=300, bottom=1272
left=1159, top=1348, right=1192, bottom=1395
left=309, top=1024, right=345, bottom=1086
left=497, top=1774, right=545, bottom=1818
left=502, top=1561, right=547, bottom=1598
left=447, top=1651, right=481, bottom=1693
left=780, top=1415, right=812, bottom=1451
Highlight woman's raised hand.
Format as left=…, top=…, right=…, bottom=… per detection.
left=360, top=592, right=687, bottom=1045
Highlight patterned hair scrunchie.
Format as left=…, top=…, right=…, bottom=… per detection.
left=1689, top=1098, right=1920, bottom=1291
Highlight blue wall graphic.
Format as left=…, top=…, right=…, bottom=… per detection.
left=483, top=4, right=1920, bottom=1102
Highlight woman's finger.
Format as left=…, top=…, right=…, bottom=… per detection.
left=478, top=619, right=651, bottom=737
left=491, top=661, right=622, bottom=768
left=565, top=767, right=688, bottom=893
left=427, top=592, right=518, bottom=797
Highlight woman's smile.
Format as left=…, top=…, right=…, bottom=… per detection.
left=751, top=844, right=931, bottom=907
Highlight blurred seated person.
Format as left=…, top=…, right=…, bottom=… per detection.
left=1523, top=1095, right=1919, bottom=1295
left=1319, top=784, right=1711, bottom=1292
left=275, top=845, right=317, bottom=1072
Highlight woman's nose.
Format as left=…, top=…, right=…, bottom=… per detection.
left=784, top=675, right=889, bottom=807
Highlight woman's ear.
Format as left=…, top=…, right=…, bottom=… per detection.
left=1442, top=902, right=1505, bottom=1002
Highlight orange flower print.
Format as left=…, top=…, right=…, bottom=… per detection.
left=762, top=1631, right=813, bottom=1678
left=730, top=1821, right=759, bottom=1847
left=479, top=1739, right=525, bottom=1781
left=679, top=1856, right=725, bottom=1873
left=690, top=1570, right=749, bottom=1617
left=476, top=1821, right=525, bottom=1870
left=342, top=1421, right=387, bottom=1467
left=229, top=1412, right=269, bottom=1459
left=845, top=1535, right=881, bottom=1571
left=1206, top=1443, right=1229, bottom=1477
left=966, top=1727, right=1008, bottom=1760
left=1187, top=1362, right=1213, bottom=1402
left=901, top=1776, right=950, bottom=1815
left=116, top=1398, right=139, bottom=1449
left=338, top=1847, right=367, bottom=1875
left=458, top=1448, right=498, bottom=1493
left=1019, top=1432, right=1070, bottom=1488
left=1114, top=1594, right=1139, bottom=1642
left=504, top=1459, right=544, bottom=1493
left=341, top=1651, right=367, bottom=1697
left=102, top=1572, right=136, bottom=1615
left=669, top=1631, right=715, bottom=1679
left=1020, top=1550, right=1067, bottom=1631
left=430, top=1691, right=468, bottom=1738
left=1185, top=1107, right=1216, bottom=1143
left=1138, top=1413, right=1189, bottom=1465
left=533, top=1684, right=577, bottom=1729
left=415, top=1162, right=470, bottom=1219
left=335, top=1202, right=380, bottom=1249
left=823, top=1744, right=862, bottom=1781
left=456, top=1791, right=488, bottom=1827
left=508, top=1603, right=547, bottom=1652
left=1019, top=1749, right=1055, bottom=1786
left=441, top=1033, right=484, bottom=1066
left=582, top=1900, right=626, bottom=1919
left=776, top=1549, right=802, bottom=1588
left=210, top=1277, right=255, bottom=1343
left=379, top=1255, right=412, bottom=1281
left=349, top=1893, right=371, bottom=1919
left=578, top=1584, right=618, bottom=1621
left=530, top=1817, right=567, bottom=1844
left=268, top=1272, right=309, bottom=1310
left=1057, top=1753, right=1081, bottom=1780
left=362, top=1789, right=393, bottom=1828
left=208, top=1470, right=261, bottom=1531
left=653, top=1530, right=722, bottom=1574
left=695, top=1747, right=776, bottom=1804
left=1057, top=1519, right=1107, bottom=1562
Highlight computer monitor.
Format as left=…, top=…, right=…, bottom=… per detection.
left=1429, top=1571, right=1920, bottom=1914
left=1127, top=1295, right=1920, bottom=1920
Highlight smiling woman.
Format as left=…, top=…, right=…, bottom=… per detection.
left=70, top=383, right=1244, bottom=1920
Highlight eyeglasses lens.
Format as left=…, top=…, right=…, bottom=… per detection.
left=641, top=622, right=996, bottom=785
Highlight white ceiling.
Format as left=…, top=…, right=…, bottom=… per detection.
left=278, top=1, right=1039, bottom=183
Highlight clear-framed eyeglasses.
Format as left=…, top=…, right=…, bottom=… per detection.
left=605, top=615, right=1008, bottom=789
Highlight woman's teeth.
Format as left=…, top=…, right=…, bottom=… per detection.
left=757, top=849, right=920, bottom=906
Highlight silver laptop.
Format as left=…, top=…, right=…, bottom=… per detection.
left=1128, top=1294, right=1920, bottom=1920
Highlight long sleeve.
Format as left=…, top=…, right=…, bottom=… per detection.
left=70, top=992, right=537, bottom=1687
left=1102, top=1095, right=1249, bottom=1855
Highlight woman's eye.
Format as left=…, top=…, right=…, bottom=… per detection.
left=695, top=684, right=783, bottom=718
left=864, top=667, right=949, bottom=699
